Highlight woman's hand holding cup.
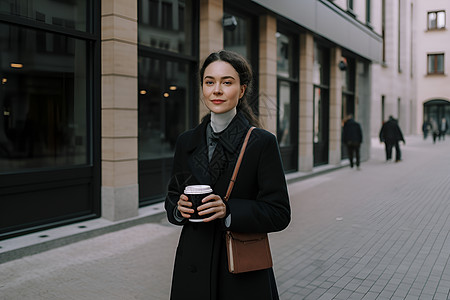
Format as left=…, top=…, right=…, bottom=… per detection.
left=197, top=194, right=227, bottom=222
left=177, top=194, right=194, bottom=219
left=179, top=185, right=226, bottom=222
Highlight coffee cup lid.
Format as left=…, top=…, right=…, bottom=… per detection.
left=184, top=185, right=213, bottom=194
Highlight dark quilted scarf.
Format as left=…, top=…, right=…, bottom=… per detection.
left=207, top=113, right=250, bottom=185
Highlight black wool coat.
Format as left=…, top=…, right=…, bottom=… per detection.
left=379, top=118, right=405, bottom=143
left=342, top=118, right=363, bottom=145
left=165, top=112, right=291, bottom=300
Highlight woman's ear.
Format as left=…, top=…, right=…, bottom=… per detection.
left=239, top=84, right=247, bottom=99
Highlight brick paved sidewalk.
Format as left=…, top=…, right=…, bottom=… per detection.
left=271, top=135, right=450, bottom=299
left=0, top=135, right=449, bottom=300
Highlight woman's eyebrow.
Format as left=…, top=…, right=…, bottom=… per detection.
left=204, top=75, right=236, bottom=80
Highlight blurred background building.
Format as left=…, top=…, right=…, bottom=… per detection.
left=0, top=0, right=448, bottom=240
left=414, top=0, right=450, bottom=135
left=369, top=0, right=450, bottom=137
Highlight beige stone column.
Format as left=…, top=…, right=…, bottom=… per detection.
left=101, top=0, right=139, bottom=221
left=329, top=47, right=343, bottom=165
left=298, top=33, right=314, bottom=172
left=258, top=14, right=277, bottom=135
left=199, top=0, right=224, bottom=120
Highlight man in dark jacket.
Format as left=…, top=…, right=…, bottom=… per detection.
left=342, top=115, right=363, bottom=169
left=379, top=116, right=405, bottom=162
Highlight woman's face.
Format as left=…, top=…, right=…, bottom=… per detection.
left=202, top=61, right=246, bottom=114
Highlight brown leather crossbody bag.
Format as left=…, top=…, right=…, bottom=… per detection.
left=224, top=127, right=273, bottom=274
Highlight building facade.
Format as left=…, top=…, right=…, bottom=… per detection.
left=369, top=0, right=450, bottom=138
left=414, top=0, right=450, bottom=135
left=0, top=0, right=381, bottom=239
left=369, top=0, right=416, bottom=137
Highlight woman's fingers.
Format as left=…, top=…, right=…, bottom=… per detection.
left=177, top=194, right=194, bottom=218
left=198, top=194, right=226, bottom=221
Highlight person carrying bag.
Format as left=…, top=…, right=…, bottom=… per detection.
left=165, top=50, right=291, bottom=300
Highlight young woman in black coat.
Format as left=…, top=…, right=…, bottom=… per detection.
left=165, top=50, right=291, bottom=300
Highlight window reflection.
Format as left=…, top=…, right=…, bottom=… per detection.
left=0, top=23, right=88, bottom=172
left=138, top=57, right=190, bottom=160
left=0, top=0, right=87, bottom=32
left=138, top=0, right=193, bottom=55
left=278, top=81, right=291, bottom=146
left=313, top=43, right=329, bottom=86
left=428, top=11, right=446, bottom=30
left=314, top=87, right=322, bottom=144
left=427, top=54, right=444, bottom=74
left=276, top=32, right=291, bottom=77
left=224, top=13, right=251, bottom=59
left=313, top=43, right=329, bottom=149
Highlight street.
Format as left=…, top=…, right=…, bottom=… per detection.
left=1, top=135, right=449, bottom=300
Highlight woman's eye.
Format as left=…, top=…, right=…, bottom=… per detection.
left=223, top=81, right=232, bottom=85
left=205, top=81, right=214, bottom=85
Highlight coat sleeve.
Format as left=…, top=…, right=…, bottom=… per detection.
left=379, top=125, right=385, bottom=142
left=165, top=133, right=189, bottom=226
left=398, top=126, right=405, bottom=142
left=358, top=123, right=363, bottom=143
left=227, top=132, right=291, bottom=234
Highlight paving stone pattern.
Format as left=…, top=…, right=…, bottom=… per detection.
left=0, top=135, right=449, bottom=300
left=272, top=136, right=450, bottom=300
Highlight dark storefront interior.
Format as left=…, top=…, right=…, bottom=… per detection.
left=0, top=0, right=101, bottom=239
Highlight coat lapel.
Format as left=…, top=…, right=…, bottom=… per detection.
left=186, top=112, right=251, bottom=191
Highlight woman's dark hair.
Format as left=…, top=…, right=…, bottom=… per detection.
left=199, top=50, right=261, bottom=128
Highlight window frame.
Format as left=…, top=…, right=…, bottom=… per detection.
left=427, top=53, right=445, bottom=75
left=427, top=10, right=446, bottom=30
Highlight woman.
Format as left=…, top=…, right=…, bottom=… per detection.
left=165, top=50, right=291, bottom=300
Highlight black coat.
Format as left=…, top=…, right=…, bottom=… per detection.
left=379, top=118, right=405, bottom=143
left=342, top=118, right=363, bottom=145
left=165, top=112, right=291, bottom=300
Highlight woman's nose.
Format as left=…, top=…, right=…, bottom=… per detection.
left=213, top=83, right=222, bottom=94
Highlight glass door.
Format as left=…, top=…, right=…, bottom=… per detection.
left=138, top=0, right=198, bottom=205
left=312, top=42, right=330, bottom=166
left=138, top=56, right=194, bottom=205
left=313, top=87, right=329, bottom=166
left=276, top=29, right=298, bottom=172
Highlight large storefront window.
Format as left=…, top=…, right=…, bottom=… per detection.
left=276, top=30, right=298, bottom=172
left=138, top=0, right=197, bottom=205
left=0, top=0, right=100, bottom=240
left=138, top=57, right=190, bottom=160
left=0, top=24, right=88, bottom=172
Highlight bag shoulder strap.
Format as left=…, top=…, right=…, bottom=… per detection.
left=224, top=126, right=255, bottom=202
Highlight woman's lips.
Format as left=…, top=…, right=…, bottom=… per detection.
left=211, top=99, right=225, bottom=104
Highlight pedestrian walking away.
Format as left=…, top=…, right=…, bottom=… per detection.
left=422, top=119, right=430, bottom=140
left=439, top=117, right=448, bottom=141
left=165, top=50, right=291, bottom=300
left=430, top=118, right=439, bottom=144
left=379, top=115, right=405, bottom=162
left=342, top=114, right=363, bottom=170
